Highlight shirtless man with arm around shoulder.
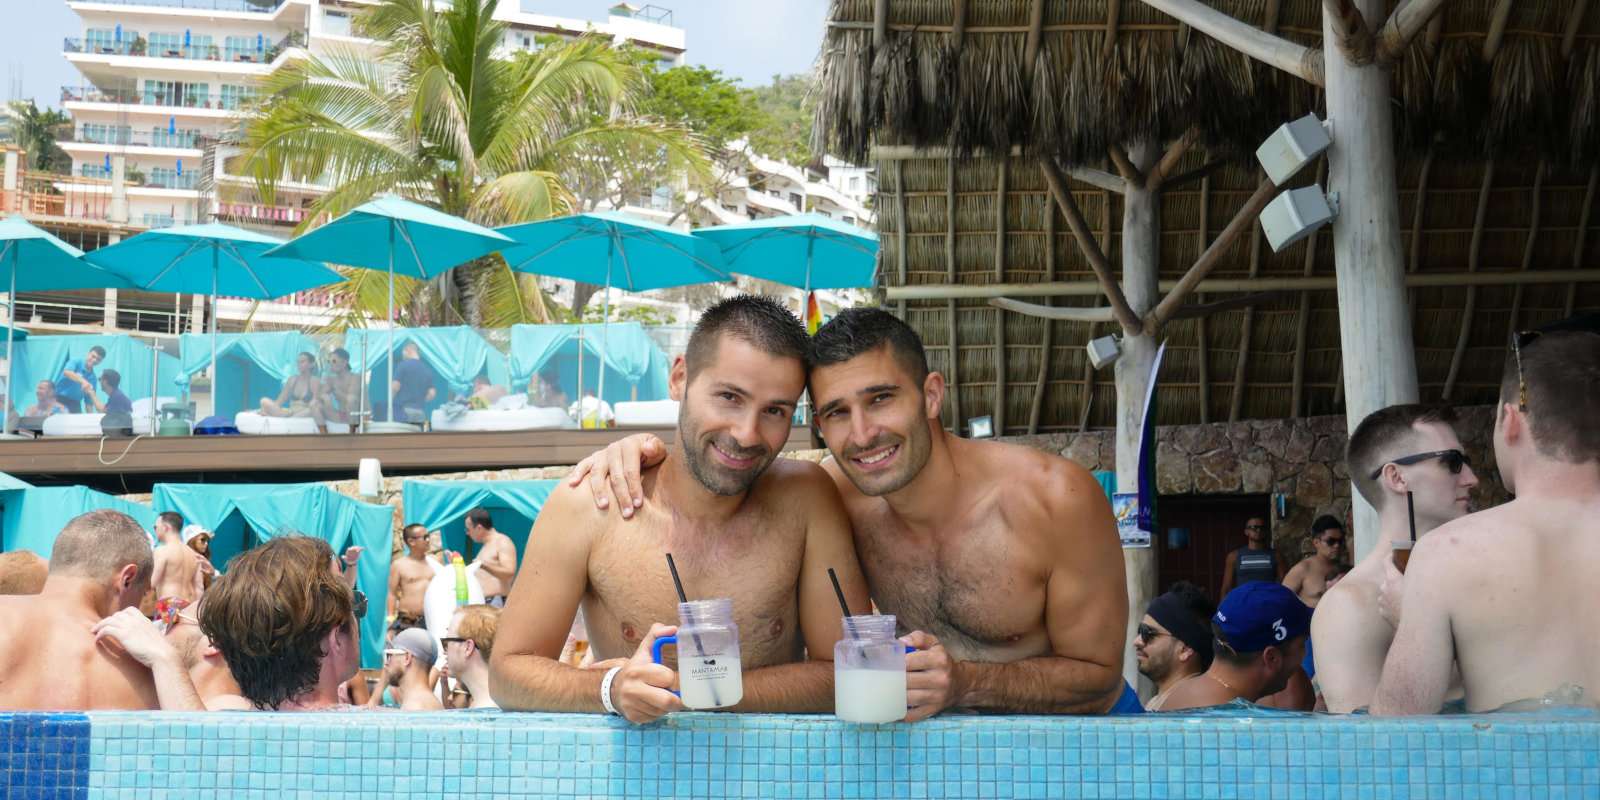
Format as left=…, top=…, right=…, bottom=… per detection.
left=490, top=297, right=869, bottom=724
left=1375, top=324, right=1600, bottom=714
left=572, top=309, right=1132, bottom=718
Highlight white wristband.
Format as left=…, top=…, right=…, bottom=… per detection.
left=599, top=665, right=623, bottom=715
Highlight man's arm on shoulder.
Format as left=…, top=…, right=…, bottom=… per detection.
left=736, top=462, right=868, bottom=714
left=488, top=483, right=603, bottom=712
left=1310, top=585, right=1389, bottom=713
left=1371, top=534, right=1458, bottom=715
left=958, top=458, right=1127, bottom=714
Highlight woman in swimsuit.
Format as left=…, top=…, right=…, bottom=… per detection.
left=260, top=352, right=324, bottom=426
left=319, top=346, right=362, bottom=431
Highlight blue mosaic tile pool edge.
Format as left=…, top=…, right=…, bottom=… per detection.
left=0, top=713, right=90, bottom=800
left=4, top=709, right=1599, bottom=799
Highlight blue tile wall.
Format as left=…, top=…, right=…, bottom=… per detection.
left=2, top=709, right=1598, bottom=799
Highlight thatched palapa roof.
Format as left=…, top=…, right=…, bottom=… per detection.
left=815, top=0, right=1600, bottom=436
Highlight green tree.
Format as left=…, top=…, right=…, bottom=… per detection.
left=4, top=100, right=72, bottom=174
left=746, top=73, right=815, bottom=166
left=640, top=63, right=763, bottom=152
left=239, top=0, right=703, bottom=330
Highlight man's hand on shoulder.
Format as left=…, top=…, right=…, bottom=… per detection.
left=566, top=433, right=667, bottom=519
left=93, top=608, right=179, bottom=670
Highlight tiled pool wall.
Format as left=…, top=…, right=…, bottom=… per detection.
left=3, top=709, right=1598, bottom=799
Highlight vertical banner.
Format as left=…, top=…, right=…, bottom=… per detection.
left=1122, top=341, right=1167, bottom=549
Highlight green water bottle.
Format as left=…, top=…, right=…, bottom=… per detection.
left=452, top=554, right=469, bottom=607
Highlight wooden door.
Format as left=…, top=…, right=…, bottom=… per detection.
left=1155, top=494, right=1270, bottom=606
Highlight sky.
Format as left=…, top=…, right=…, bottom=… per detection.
left=4, top=0, right=827, bottom=109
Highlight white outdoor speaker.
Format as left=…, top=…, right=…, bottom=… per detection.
left=1086, top=334, right=1122, bottom=370
left=1260, top=186, right=1337, bottom=253
left=1255, top=114, right=1332, bottom=186
left=358, top=458, right=383, bottom=498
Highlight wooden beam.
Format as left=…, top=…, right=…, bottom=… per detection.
left=1147, top=127, right=1200, bottom=190
left=1443, top=161, right=1494, bottom=401
left=1376, top=0, right=1451, bottom=65
left=951, top=0, right=967, bottom=45
left=871, top=146, right=1127, bottom=194
left=1483, top=0, right=1514, bottom=61
left=994, top=160, right=1008, bottom=435
left=1407, top=145, right=1436, bottom=316
left=997, top=291, right=1284, bottom=323
left=1197, top=176, right=1211, bottom=424
left=1103, top=0, right=1122, bottom=57
left=1563, top=0, right=1591, bottom=59
left=1147, top=176, right=1279, bottom=330
left=1133, top=0, right=1325, bottom=85
left=1230, top=225, right=1263, bottom=422
left=1568, top=166, right=1599, bottom=318
left=873, top=0, right=890, bottom=48
left=895, top=162, right=909, bottom=318
left=1292, top=161, right=1329, bottom=417
left=1264, top=0, right=1284, bottom=32
left=1108, top=146, right=1143, bottom=186
left=1023, top=0, right=1046, bottom=77
left=1163, top=158, right=1229, bottom=190
left=1038, top=158, right=1145, bottom=335
left=887, top=269, right=1600, bottom=301
left=1079, top=191, right=1114, bottom=433
left=945, top=155, right=961, bottom=430
left=1323, top=0, right=1375, bottom=64
left=947, top=299, right=961, bottom=429
left=1027, top=197, right=1056, bottom=434
left=1506, top=160, right=1545, bottom=339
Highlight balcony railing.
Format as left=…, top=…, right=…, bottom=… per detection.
left=64, top=31, right=302, bottom=62
left=68, top=0, right=288, bottom=12
left=68, top=127, right=204, bottom=150
left=216, top=201, right=308, bottom=225
left=61, top=85, right=231, bottom=110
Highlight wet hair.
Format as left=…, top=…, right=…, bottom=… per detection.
left=1311, top=515, right=1344, bottom=537
left=199, top=535, right=354, bottom=710
left=1500, top=326, right=1600, bottom=465
left=683, top=295, right=808, bottom=378
left=809, top=307, right=930, bottom=386
left=99, top=369, right=121, bottom=391
left=0, top=551, right=48, bottom=595
left=1347, top=404, right=1459, bottom=509
left=157, top=512, right=184, bottom=535
left=48, top=510, right=152, bottom=591
left=466, top=508, right=492, bottom=530
left=453, top=604, right=501, bottom=659
left=87, top=346, right=106, bottom=359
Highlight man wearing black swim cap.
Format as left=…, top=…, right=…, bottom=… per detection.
left=1135, top=582, right=1214, bottom=711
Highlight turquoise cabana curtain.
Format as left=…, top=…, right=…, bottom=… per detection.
left=174, top=331, right=323, bottom=419
left=151, top=483, right=393, bottom=668
left=1092, top=471, right=1116, bottom=504
left=344, top=326, right=510, bottom=415
left=400, top=479, right=557, bottom=570
left=13, top=334, right=181, bottom=407
left=508, top=323, right=670, bottom=404
left=0, top=486, right=155, bottom=558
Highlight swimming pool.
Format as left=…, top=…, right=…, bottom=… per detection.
left=5, top=706, right=1598, bottom=798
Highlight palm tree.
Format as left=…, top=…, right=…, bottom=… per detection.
left=239, top=0, right=704, bottom=330
left=4, top=100, right=72, bottom=174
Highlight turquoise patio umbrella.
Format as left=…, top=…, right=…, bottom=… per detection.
left=498, top=211, right=728, bottom=404
left=87, top=222, right=343, bottom=393
left=266, top=195, right=512, bottom=427
left=0, top=215, right=134, bottom=435
left=694, top=212, right=879, bottom=293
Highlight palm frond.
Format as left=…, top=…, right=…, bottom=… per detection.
left=314, top=266, right=424, bottom=333
left=469, top=169, right=566, bottom=225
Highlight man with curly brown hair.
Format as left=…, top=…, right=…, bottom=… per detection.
left=199, top=535, right=365, bottom=710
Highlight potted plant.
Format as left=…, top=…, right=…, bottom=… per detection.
left=129, top=35, right=146, bottom=56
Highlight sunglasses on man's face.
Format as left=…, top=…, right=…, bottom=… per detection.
left=1135, top=624, right=1169, bottom=643
left=1369, top=449, right=1471, bottom=480
left=440, top=636, right=468, bottom=649
left=1245, top=524, right=1266, bottom=531
left=1319, top=536, right=1346, bottom=548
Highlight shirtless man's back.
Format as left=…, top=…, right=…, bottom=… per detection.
left=465, top=509, right=516, bottom=600
left=150, top=512, right=199, bottom=606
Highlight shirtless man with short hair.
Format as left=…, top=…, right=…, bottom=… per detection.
left=0, top=510, right=203, bottom=710
left=464, top=509, right=516, bottom=604
left=1375, top=321, right=1600, bottom=714
left=151, top=512, right=202, bottom=618
left=572, top=308, right=1134, bottom=718
left=388, top=524, right=434, bottom=635
left=1313, top=404, right=1477, bottom=713
left=490, top=296, right=870, bottom=724
left=1282, top=515, right=1349, bottom=608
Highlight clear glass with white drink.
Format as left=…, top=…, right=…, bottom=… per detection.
left=833, top=614, right=908, bottom=723
left=651, top=598, right=743, bottom=709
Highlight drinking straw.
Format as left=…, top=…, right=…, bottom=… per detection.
left=666, top=552, right=688, bottom=603
left=828, top=567, right=853, bottom=618
left=1406, top=491, right=1417, bottom=542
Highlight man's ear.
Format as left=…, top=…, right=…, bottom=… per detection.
left=669, top=355, right=688, bottom=402
left=1261, top=646, right=1284, bottom=674
left=1176, top=644, right=1193, bottom=664
left=1500, top=401, right=1525, bottom=445
left=118, top=563, right=141, bottom=593
left=922, top=371, right=946, bottom=422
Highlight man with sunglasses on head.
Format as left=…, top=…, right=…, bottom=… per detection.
left=1283, top=516, right=1349, bottom=608
left=1313, top=404, right=1478, bottom=713
left=1375, top=317, right=1600, bottom=714
left=1219, top=517, right=1286, bottom=599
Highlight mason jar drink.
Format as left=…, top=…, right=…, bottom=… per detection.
left=651, top=598, right=743, bottom=709
left=833, top=614, right=908, bottom=723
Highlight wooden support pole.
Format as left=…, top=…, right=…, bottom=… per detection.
left=1147, top=176, right=1279, bottom=330
left=1133, top=0, right=1325, bottom=85
left=1163, top=159, right=1228, bottom=190
left=1103, top=0, right=1122, bottom=57
left=1563, top=0, right=1591, bottom=59
left=1407, top=145, right=1436, bottom=321
left=1197, top=176, right=1212, bottom=424
left=1147, top=127, right=1200, bottom=190
left=1506, top=160, right=1545, bottom=339
left=1079, top=194, right=1114, bottom=433
left=1483, top=0, right=1514, bottom=61
left=887, top=269, right=1600, bottom=301
left=873, top=0, right=889, bottom=48
left=1038, top=158, right=1144, bottom=335
left=1230, top=225, right=1263, bottom=422
left=1028, top=196, right=1056, bottom=434
left=946, top=155, right=961, bottom=430
left=895, top=162, right=909, bottom=319
left=1109, top=146, right=1143, bottom=187
left=1323, top=0, right=1375, bottom=64
left=1024, top=0, right=1046, bottom=75
left=1376, top=0, right=1451, bottom=64
left=1292, top=161, right=1329, bottom=417
left=994, top=160, right=1008, bottom=435
left=1443, top=161, right=1494, bottom=401
left=1568, top=166, right=1599, bottom=318
left=1326, top=0, right=1419, bottom=561
left=995, top=292, right=1280, bottom=323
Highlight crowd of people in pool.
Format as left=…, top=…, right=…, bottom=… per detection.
left=0, top=296, right=1596, bottom=718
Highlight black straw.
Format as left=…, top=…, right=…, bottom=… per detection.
left=828, top=568, right=853, bottom=618
left=1406, top=491, right=1417, bottom=542
left=666, top=553, right=689, bottom=603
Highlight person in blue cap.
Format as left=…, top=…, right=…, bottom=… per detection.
left=1159, top=582, right=1312, bottom=711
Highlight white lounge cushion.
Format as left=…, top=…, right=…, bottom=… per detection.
left=234, top=411, right=349, bottom=435
left=614, top=400, right=679, bottom=427
left=429, top=405, right=573, bottom=432
left=41, top=413, right=157, bottom=436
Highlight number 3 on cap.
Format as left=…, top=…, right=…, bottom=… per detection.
left=1272, top=618, right=1287, bottom=642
